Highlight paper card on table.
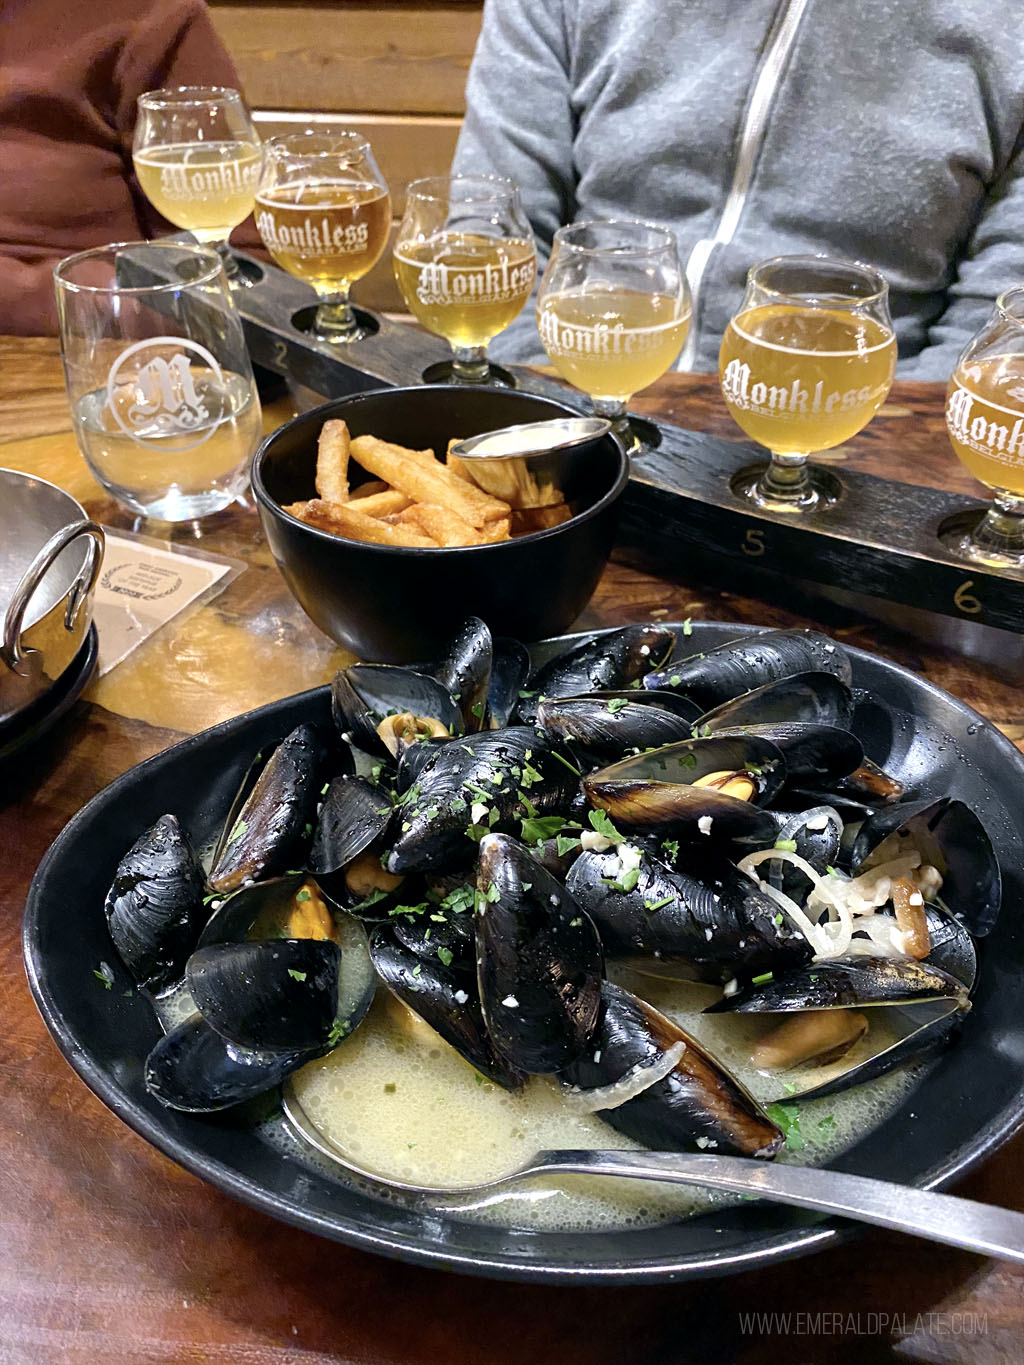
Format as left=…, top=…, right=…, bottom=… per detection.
left=91, top=529, right=243, bottom=676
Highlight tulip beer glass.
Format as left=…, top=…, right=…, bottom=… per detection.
left=256, top=132, right=391, bottom=344
left=719, top=255, right=896, bottom=512
left=537, top=219, right=690, bottom=450
left=945, top=287, right=1024, bottom=566
left=133, top=87, right=262, bottom=285
left=394, top=174, right=536, bottom=382
left=54, top=242, right=261, bottom=521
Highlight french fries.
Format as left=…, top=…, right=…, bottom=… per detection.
left=283, top=424, right=572, bottom=549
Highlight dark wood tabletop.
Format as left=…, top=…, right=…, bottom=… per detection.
left=1, top=336, right=1020, bottom=1364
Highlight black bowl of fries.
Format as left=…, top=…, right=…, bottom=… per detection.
left=252, top=385, right=629, bottom=661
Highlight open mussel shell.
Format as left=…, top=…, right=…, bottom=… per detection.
left=186, top=939, right=341, bottom=1053
left=708, top=952, right=973, bottom=1102
left=850, top=796, right=1001, bottom=937
left=791, top=755, right=905, bottom=818
left=583, top=734, right=786, bottom=843
left=332, top=664, right=462, bottom=757
left=561, top=981, right=784, bottom=1158
left=308, top=775, right=394, bottom=903
left=198, top=873, right=309, bottom=948
left=708, top=723, right=862, bottom=785
left=537, top=690, right=700, bottom=763
left=476, top=833, right=603, bottom=1074
left=488, top=636, right=531, bottom=730
left=104, top=813, right=207, bottom=994
left=369, top=924, right=522, bottom=1088
left=387, top=727, right=575, bottom=875
left=760, top=806, right=843, bottom=900
left=567, top=846, right=811, bottom=985
left=207, top=724, right=325, bottom=894
left=516, top=624, right=675, bottom=724
left=698, top=671, right=856, bottom=732
left=432, top=616, right=492, bottom=733
left=145, top=1013, right=314, bottom=1113
left=644, top=629, right=852, bottom=710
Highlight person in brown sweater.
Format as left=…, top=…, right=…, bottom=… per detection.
left=0, top=0, right=260, bottom=334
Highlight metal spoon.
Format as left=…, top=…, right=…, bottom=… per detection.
left=283, top=1094, right=1024, bottom=1264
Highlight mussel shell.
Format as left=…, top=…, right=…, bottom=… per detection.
left=476, top=833, right=603, bottom=1073
left=309, top=775, right=393, bottom=878
left=792, top=756, right=905, bottom=817
left=697, top=671, right=856, bottom=732
left=369, top=924, right=521, bottom=1088
left=488, top=636, right=531, bottom=730
left=104, top=814, right=207, bottom=993
left=536, top=691, right=700, bottom=762
left=145, top=1013, right=313, bottom=1113
left=392, top=908, right=474, bottom=962
left=517, top=625, right=675, bottom=724
left=387, top=727, right=575, bottom=875
left=583, top=735, right=786, bottom=843
left=644, top=629, right=852, bottom=709
left=707, top=953, right=972, bottom=1102
left=432, top=616, right=492, bottom=733
left=760, top=806, right=843, bottom=900
left=198, top=873, right=309, bottom=948
left=396, top=737, right=451, bottom=794
left=332, top=664, right=462, bottom=757
left=710, top=723, right=862, bottom=785
left=566, top=847, right=810, bottom=984
left=850, top=796, right=1001, bottom=937
left=186, top=939, right=341, bottom=1052
left=560, top=981, right=784, bottom=1158
left=208, top=724, right=325, bottom=894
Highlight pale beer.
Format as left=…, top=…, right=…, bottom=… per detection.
left=719, top=304, right=896, bottom=453
left=133, top=142, right=261, bottom=240
left=538, top=287, right=690, bottom=400
left=255, top=182, right=392, bottom=291
left=393, top=232, right=536, bottom=348
left=946, top=357, right=1024, bottom=496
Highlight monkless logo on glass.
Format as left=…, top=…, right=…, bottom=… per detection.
left=106, top=337, right=224, bottom=452
left=946, top=383, right=1024, bottom=465
left=255, top=212, right=370, bottom=258
left=413, top=257, right=535, bottom=308
left=539, top=310, right=674, bottom=357
left=160, top=159, right=259, bottom=200
left=721, top=359, right=875, bottom=419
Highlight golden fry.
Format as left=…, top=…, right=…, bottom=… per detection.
left=346, top=488, right=412, bottom=518
left=315, top=419, right=350, bottom=503
left=510, top=503, right=573, bottom=535
left=351, top=435, right=509, bottom=529
left=349, top=479, right=389, bottom=499
left=399, top=502, right=484, bottom=547
left=284, top=498, right=437, bottom=547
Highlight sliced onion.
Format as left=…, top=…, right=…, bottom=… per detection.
left=561, top=1041, right=687, bottom=1113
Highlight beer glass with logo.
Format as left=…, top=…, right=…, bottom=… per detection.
left=537, top=219, right=691, bottom=450
left=394, top=174, right=536, bottom=382
left=54, top=241, right=261, bottom=521
left=133, top=87, right=262, bottom=285
left=944, top=287, right=1024, bottom=566
left=256, top=132, right=391, bottom=344
left=719, top=255, right=896, bottom=512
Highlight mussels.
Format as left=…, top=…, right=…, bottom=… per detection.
left=104, top=814, right=206, bottom=993
left=561, top=982, right=784, bottom=1158
left=644, top=629, right=852, bottom=709
left=517, top=624, right=675, bottom=724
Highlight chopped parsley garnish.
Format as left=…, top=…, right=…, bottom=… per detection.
left=389, top=901, right=430, bottom=918
left=745, top=763, right=762, bottom=776
left=765, top=1101, right=806, bottom=1151
left=603, top=866, right=640, bottom=894
left=520, top=760, right=544, bottom=788
left=751, top=971, right=773, bottom=986
left=669, top=675, right=683, bottom=688
left=226, top=818, right=248, bottom=847
left=678, top=751, right=697, bottom=768
left=93, top=962, right=114, bottom=990
left=661, top=838, right=680, bottom=861
left=773, top=839, right=798, bottom=853
left=287, top=969, right=307, bottom=982
left=588, top=808, right=623, bottom=842
left=773, top=912, right=785, bottom=926
left=551, top=749, right=582, bottom=777
left=471, top=701, right=485, bottom=718
left=474, top=1072, right=485, bottom=1086
left=518, top=689, right=537, bottom=700
left=436, top=946, right=454, bottom=967
left=556, top=833, right=583, bottom=857
left=384, top=1082, right=396, bottom=1094
left=327, top=1019, right=349, bottom=1047
left=682, top=617, right=693, bottom=636
left=295, top=888, right=311, bottom=902
left=606, top=697, right=630, bottom=714
left=643, top=895, right=674, bottom=913
left=521, top=813, right=568, bottom=844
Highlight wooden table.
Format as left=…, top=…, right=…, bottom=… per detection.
left=1, top=336, right=1021, bottom=1363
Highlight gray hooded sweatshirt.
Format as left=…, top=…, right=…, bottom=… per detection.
left=452, top=0, right=1024, bottom=378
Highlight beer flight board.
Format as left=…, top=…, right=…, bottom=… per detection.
left=229, top=248, right=1024, bottom=636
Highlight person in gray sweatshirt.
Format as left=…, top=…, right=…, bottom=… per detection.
left=451, top=0, right=1024, bottom=379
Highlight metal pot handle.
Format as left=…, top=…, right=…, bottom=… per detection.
left=1, top=520, right=105, bottom=669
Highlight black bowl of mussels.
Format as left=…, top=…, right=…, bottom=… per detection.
left=252, top=385, right=629, bottom=662
left=24, top=618, right=1024, bottom=1281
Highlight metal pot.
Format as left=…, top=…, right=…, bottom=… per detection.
left=0, top=469, right=104, bottom=727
